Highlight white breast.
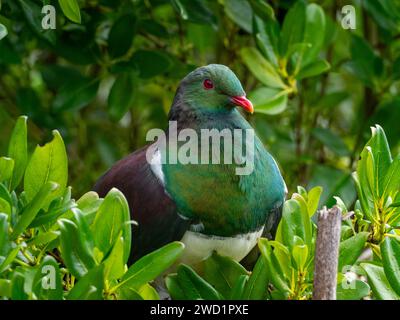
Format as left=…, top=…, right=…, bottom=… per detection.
left=179, top=227, right=264, bottom=266
left=148, top=144, right=165, bottom=185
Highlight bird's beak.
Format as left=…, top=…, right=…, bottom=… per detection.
left=231, top=95, right=254, bottom=114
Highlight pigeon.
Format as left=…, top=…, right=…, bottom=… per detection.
left=94, top=64, right=286, bottom=266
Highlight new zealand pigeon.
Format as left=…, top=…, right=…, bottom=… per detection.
left=94, top=64, right=286, bottom=266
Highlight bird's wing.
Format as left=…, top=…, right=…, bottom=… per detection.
left=93, top=144, right=191, bottom=263
left=263, top=201, right=283, bottom=239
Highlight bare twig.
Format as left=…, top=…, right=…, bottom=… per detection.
left=313, top=206, right=342, bottom=300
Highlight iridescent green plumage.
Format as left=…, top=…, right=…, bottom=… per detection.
left=162, top=64, right=286, bottom=236
left=94, top=64, right=286, bottom=263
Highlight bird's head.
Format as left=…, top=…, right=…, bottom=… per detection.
left=170, top=64, right=253, bottom=119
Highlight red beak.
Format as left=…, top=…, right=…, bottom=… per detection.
left=231, top=95, right=254, bottom=114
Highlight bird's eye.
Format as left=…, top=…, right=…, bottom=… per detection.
left=203, top=79, right=214, bottom=90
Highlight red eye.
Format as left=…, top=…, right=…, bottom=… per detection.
left=203, top=79, right=214, bottom=89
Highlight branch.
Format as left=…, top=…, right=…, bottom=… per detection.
left=312, top=206, right=342, bottom=300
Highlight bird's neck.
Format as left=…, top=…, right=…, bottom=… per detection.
left=168, top=97, right=248, bottom=132
left=169, top=86, right=243, bottom=125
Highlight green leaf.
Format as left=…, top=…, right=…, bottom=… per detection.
left=0, top=246, right=22, bottom=273
left=103, top=235, right=125, bottom=281
left=53, top=78, right=99, bottom=112
left=137, top=19, right=169, bottom=39
left=0, top=157, right=14, bottom=183
left=249, top=87, right=288, bottom=115
left=165, top=274, right=186, bottom=300
left=275, top=199, right=312, bottom=249
left=24, top=130, right=68, bottom=203
left=356, top=146, right=376, bottom=216
left=292, top=244, right=308, bottom=271
left=29, top=187, right=75, bottom=228
left=115, top=287, right=143, bottom=300
left=341, top=228, right=354, bottom=244
left=53, top=40, right=95, bottom=65
left=229, top=275, right=248, bottom=300
left=75, top=191, right=103, bottom=226
left=336, top=278, right=370, bottom=300
left=108, top=14, right=136, bottom=58
left=171, top=0, right=216, bottom=26
left=58, top=218, right=97, bottom=278
left=249, top=0, right=274, bottom=21
left=7, top=116, right=28, bottom=191
left=10, top=268, right=29, bottom=300
left=381, top=237, right=400, bottom=296
left=224, top=0, right=253, bottom=33
left=362, top=0, right=399, bottom=31
left=187, top=24, right=217, bottom=55
left=130, top=50, right=172, bottom=79
left=17, top=0, right=56, bottom=44
left=302, top=3, right=326, bottom=66
left=0, top=279, right=11, bottom=298
left=40, top=65, right=82, bottom=90
left=169, top=264, right=222, bottom=300
left=77, top=191, right=103, bottom=216
left=346, top=35, right=383, bottom=87
left=338, top=232, right=369, bottom=271
left=91, top=188, right=131, bottom=262
left=242, top=255, right=269, bottom=300
left=0, top=23, right=7, bottom=41
left=361, top=263, right=400, bottom=300
left=27, top=231, right=59, bottom=247
left=73, top=209, right=95, bottom=249
left=58, top=0, right=81, bottom=23
left=279, top=0, right=306, bottom=56
left=365, top=149, right=376, bottom=197
left=0, top=183, right=12, bottom=211
left=312, top=127, right=350, bottom=157
left=297, top=186, right=308, bottom=199
left=241, top=47, right=285, bottom=89
left=307, top=186, right=323, bottom=217
left=382, top=155, right=400, bottom=199
left=115, top=241, right=184, bottom=292
left=268, top=240, right=291, bottom=280
left=0, top=213, right=10, bottom=257
left=32, top=256, right=63, bottom=300
left=366, top=125, right=392, bottom=197
left=352, top=173, right=372, bottom=221
left=253, top=15, right=279, bottom=67
left=203, top=252, right=248, bottom=298
left=108, top=73, right=135, bottom=121
left=16, top=85, right=40, bottom=109
left=67, top=265, right=104, bottom=300
left=11, top=182, right=59, bottom=240
left=297, top=59, right=330, bottom=80
left=316, top=91, right=349, bottom=110
left=286, top=42, right=312, bottom=73
left=138, top=283, right=159, bottom=300
left=258, top=238, right=290, bottom=295
left=0, top=37, right=20, bottom=64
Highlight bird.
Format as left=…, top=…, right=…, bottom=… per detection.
left=94, top=64, right=286, bottom=267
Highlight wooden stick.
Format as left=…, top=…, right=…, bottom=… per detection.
left=312, top=206, right=342, bottom=300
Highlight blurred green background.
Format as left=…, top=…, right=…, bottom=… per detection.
left=0, top=0, right=399, bottom=209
